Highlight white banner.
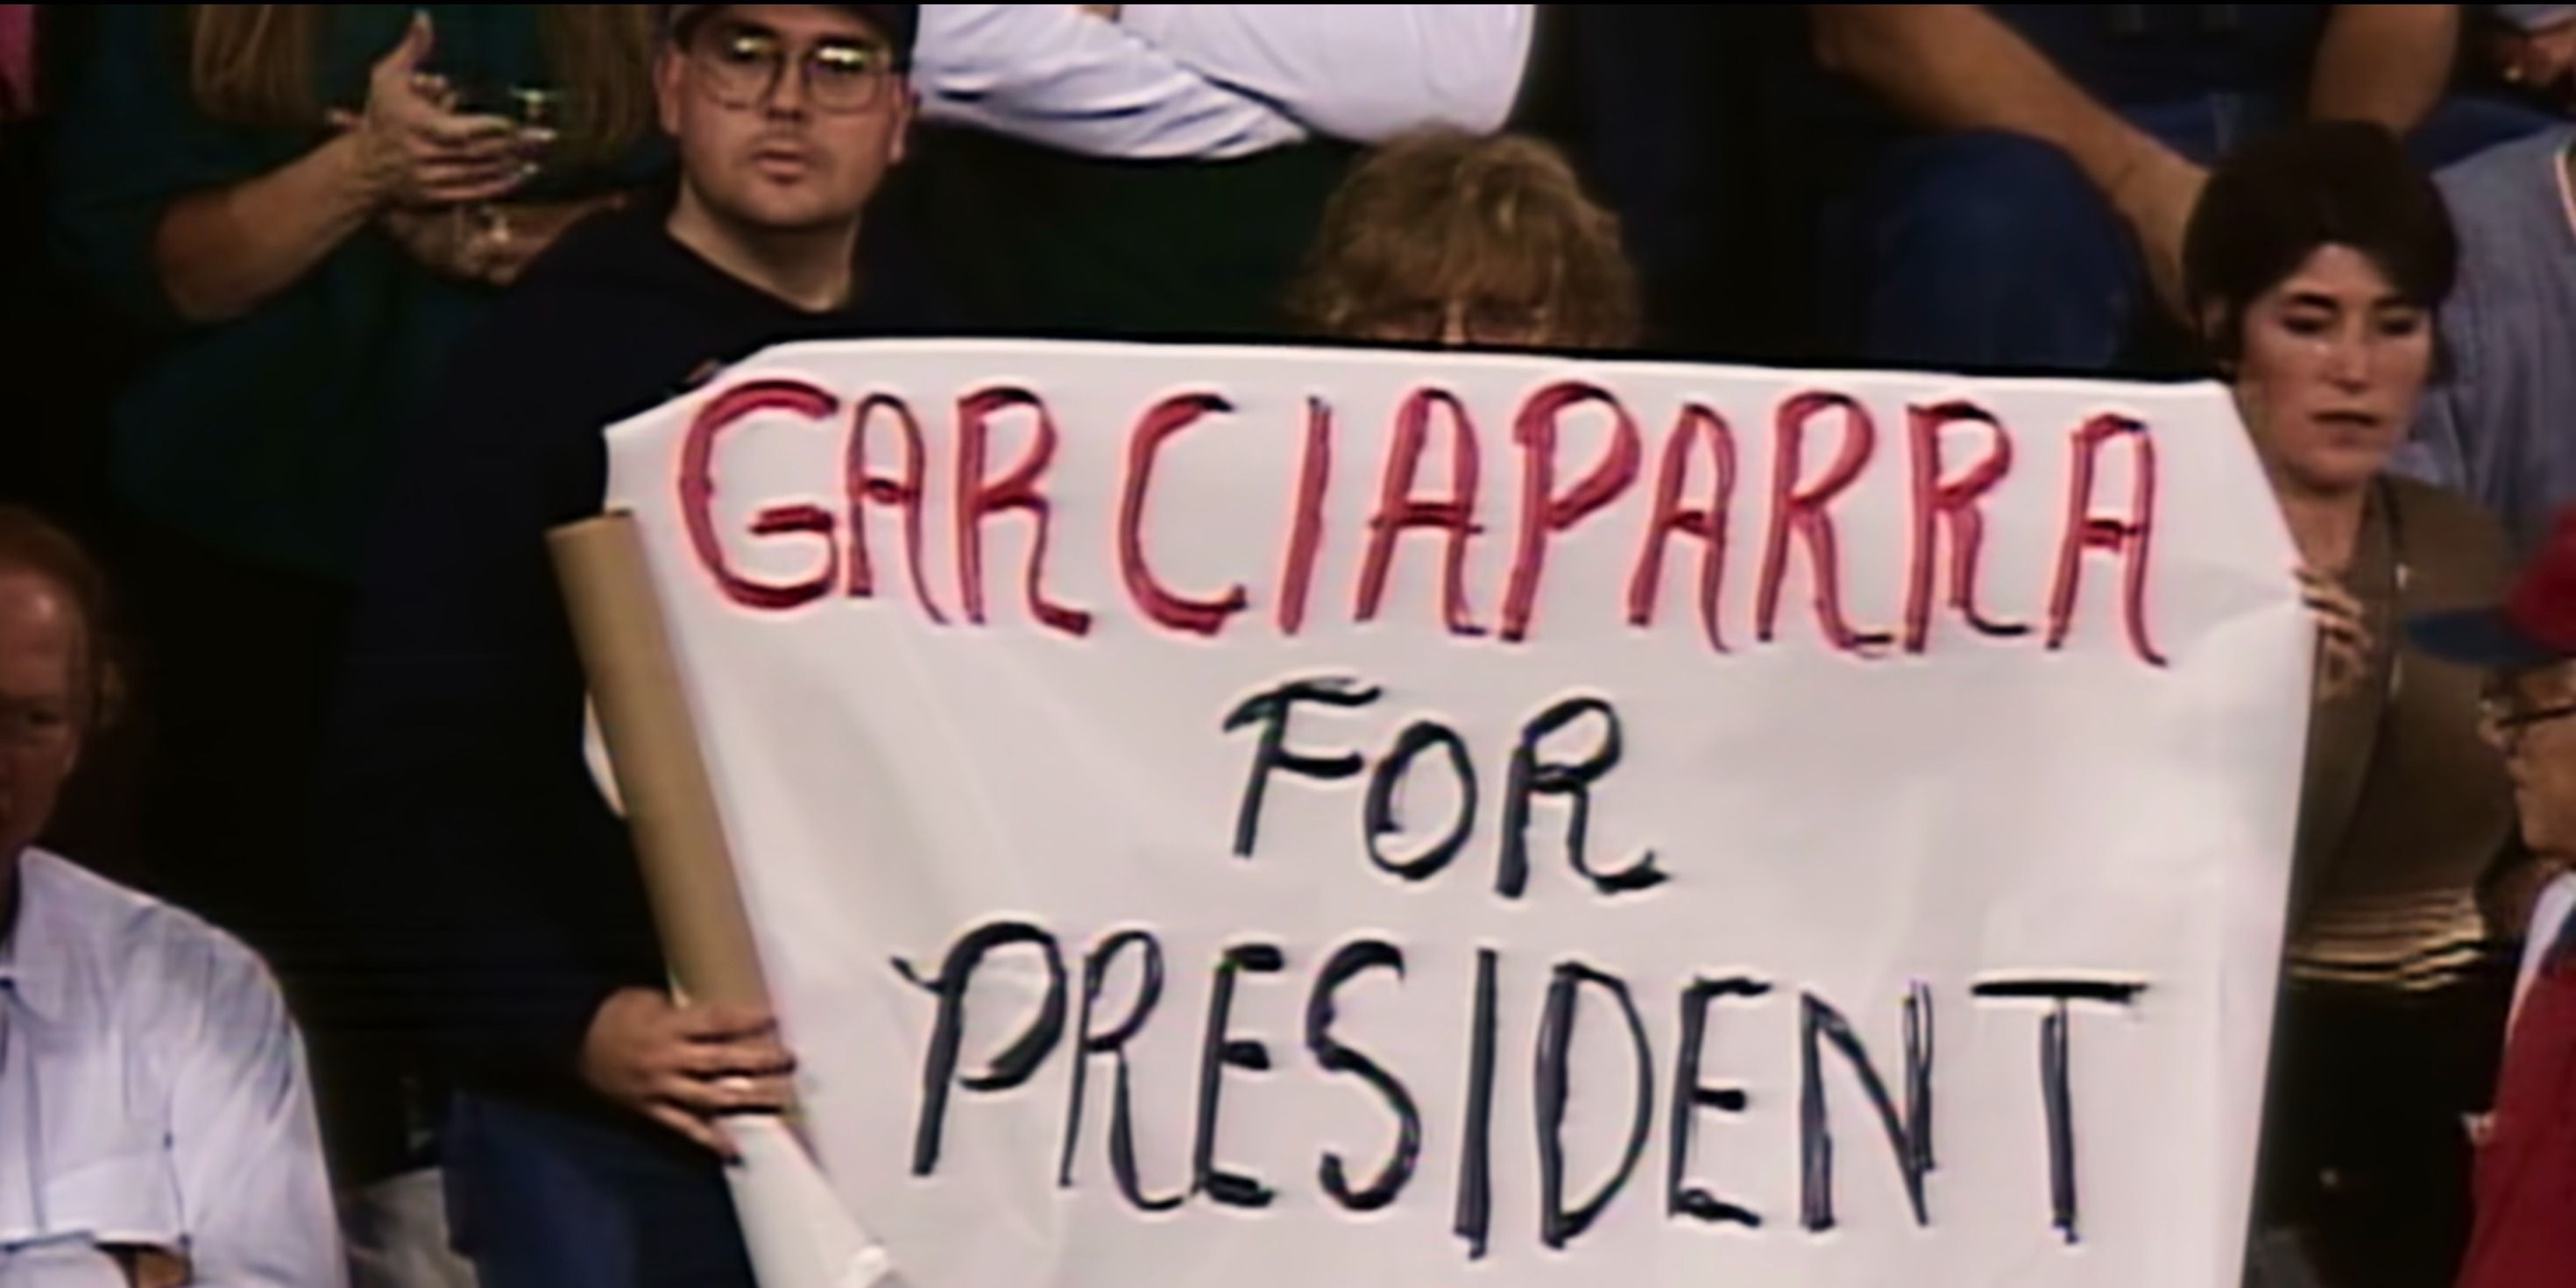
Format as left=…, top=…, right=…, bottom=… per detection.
left=602, top=340, right=2309, bottom=1288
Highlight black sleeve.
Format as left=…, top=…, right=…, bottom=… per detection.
left=312, top=303, right=665, bottom=1091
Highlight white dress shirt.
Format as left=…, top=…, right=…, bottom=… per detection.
left=2513, top=872, right=2576, bottom=1029
left=916, top=4, right=1536, bottom=159
left=0, top=849, right=343, bottom=1287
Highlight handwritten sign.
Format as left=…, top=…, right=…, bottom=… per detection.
left=603, top=341, right=2308, bottom=1288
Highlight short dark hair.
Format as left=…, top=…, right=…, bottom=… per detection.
left=2183, top=121, right=2458, bottom=364
left=0, top=506, right=122, bottom=732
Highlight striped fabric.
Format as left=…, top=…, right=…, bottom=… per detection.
left=2287, top=887, right=2495, bottom=992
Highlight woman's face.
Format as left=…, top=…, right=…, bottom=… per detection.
left=2226, top=244, right=2434, bottom=497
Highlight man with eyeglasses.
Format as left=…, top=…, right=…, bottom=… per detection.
left=2409, top=506, right=2576, bottom=1288
left=319, top=6, right=946, bottom=1286
left=0, top=506, right=341, bottom=1287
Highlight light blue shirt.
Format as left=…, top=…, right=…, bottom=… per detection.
left=2398, top=130, right=2576, bottom=556
left=916, top=5, right=1534, bottom=159
left=0, top=851, right=342, bottom=1286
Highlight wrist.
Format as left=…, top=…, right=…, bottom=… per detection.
left=326, top=130, right=398, bottom=218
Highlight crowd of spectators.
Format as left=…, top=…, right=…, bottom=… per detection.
left=4, top=4, right=2576, bottom=1286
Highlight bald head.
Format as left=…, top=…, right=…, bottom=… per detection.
left=0, top=508, right=108, bottom=733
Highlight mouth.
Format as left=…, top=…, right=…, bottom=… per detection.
left=750, top=144, right=817, bottom=181
left=2312, top=410, right=2382, bottom=435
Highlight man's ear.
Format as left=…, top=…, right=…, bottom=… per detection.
left=654, top=45, right=689, bottom=138
left=888, top=87, right=917, bottom=167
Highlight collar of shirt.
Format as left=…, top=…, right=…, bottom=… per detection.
left=0, top=853, right=70, bottom=1023
left=2551, top=885, right=2576, bottom=966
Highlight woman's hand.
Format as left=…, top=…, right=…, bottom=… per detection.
left=329, top=12, right=546, bottom=209
left=2299, top=565, right=2374, bottom=703
left=380, top=207, right=517, bottom=286
left=381, top=193, right=624, bottom=287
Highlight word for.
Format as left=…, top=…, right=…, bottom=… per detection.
left=894, top=925, right=2146, bottom=1256
left=1227, top=678, right=1663, bottom=901
left=671, top=379, right=2164, bottom=664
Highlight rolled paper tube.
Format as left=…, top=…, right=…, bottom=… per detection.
left=548, top=513, right=774, bottom=1018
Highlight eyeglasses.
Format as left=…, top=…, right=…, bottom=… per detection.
left=691, top=26, right=901, bottom=115
left=2478, top=696, right=2576, bottom=748
left=1359, top=297, right=1555, bottom=346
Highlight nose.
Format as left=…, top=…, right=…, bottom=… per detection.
left=2322, top=333, right=2372, bottom=389
left=1438, top=303, right=1469, bottom=347
left=763, top=55, right=812, bottom=117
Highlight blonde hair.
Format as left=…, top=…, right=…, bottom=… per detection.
left=186, top=5, right=657, bottom=166
left=1287, top=131, right=1643, bottom=350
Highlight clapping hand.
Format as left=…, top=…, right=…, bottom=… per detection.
left=329, top=12, right=547, bottom=209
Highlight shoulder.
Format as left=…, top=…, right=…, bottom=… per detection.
left=23, top=850, right=288, bottom=1030
left=2384, top=475, right=2513, bottom=595
left=2436, top=129, right=2571, bottom=255
left=2436, top=126, right=2569, bottom=196
left=415, top=214, right=660, bottom=458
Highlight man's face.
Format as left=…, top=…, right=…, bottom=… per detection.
left=2488, top=661, right=2576, bottom=858
left=657, top=5, right=913, bottom=235
left=0, top=571, right=82, bottom=863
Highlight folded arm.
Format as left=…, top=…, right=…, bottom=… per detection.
left=913, top=4, right=1534, bottom=159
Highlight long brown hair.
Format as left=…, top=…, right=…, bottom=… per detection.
left=1286, top=131, right=1643, bottom=350
left=186, top=5, right=656, bottom=165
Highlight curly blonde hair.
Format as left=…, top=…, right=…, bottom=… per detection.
left=1287, top=131, right=1642, bottom=350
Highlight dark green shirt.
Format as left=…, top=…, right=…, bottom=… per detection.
left=49, top=5, right=669, bottom=579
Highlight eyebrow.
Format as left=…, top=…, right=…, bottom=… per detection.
left=718, top=18, right=886, bottom=48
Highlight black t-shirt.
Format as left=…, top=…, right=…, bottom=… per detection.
left=316, top=195, right=952, bottom=1099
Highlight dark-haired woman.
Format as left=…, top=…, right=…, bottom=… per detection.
left=2183, top=120, right=2541, bottom=1287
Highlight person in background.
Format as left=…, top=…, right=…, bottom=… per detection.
left=2180, top=122, right=2540, bottom=1288
left=2486, top=5, right=2576, bottom=109
left=0, top=506, right=341, bottom=1288
left=1808, top=4, right=2558, bottom=374
left=319, top=6, right=942, bottom=1284
left=44, top=4, right=672, bottom=1227
left=908, top=4, right=1537, bottom=336
left=2396, top=124, right=2576, bottom=557
left=1285, top=129, right=1640, bottom=350
left=2406, top=509, right=2576, bottom=1288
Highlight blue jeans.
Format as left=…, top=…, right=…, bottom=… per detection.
left=443, top=1093, right=757, bottom=1288
left=1833, top=94, right=2561, bottom=372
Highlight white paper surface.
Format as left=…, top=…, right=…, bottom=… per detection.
left=605, top=341, right=2309, bottom=1288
